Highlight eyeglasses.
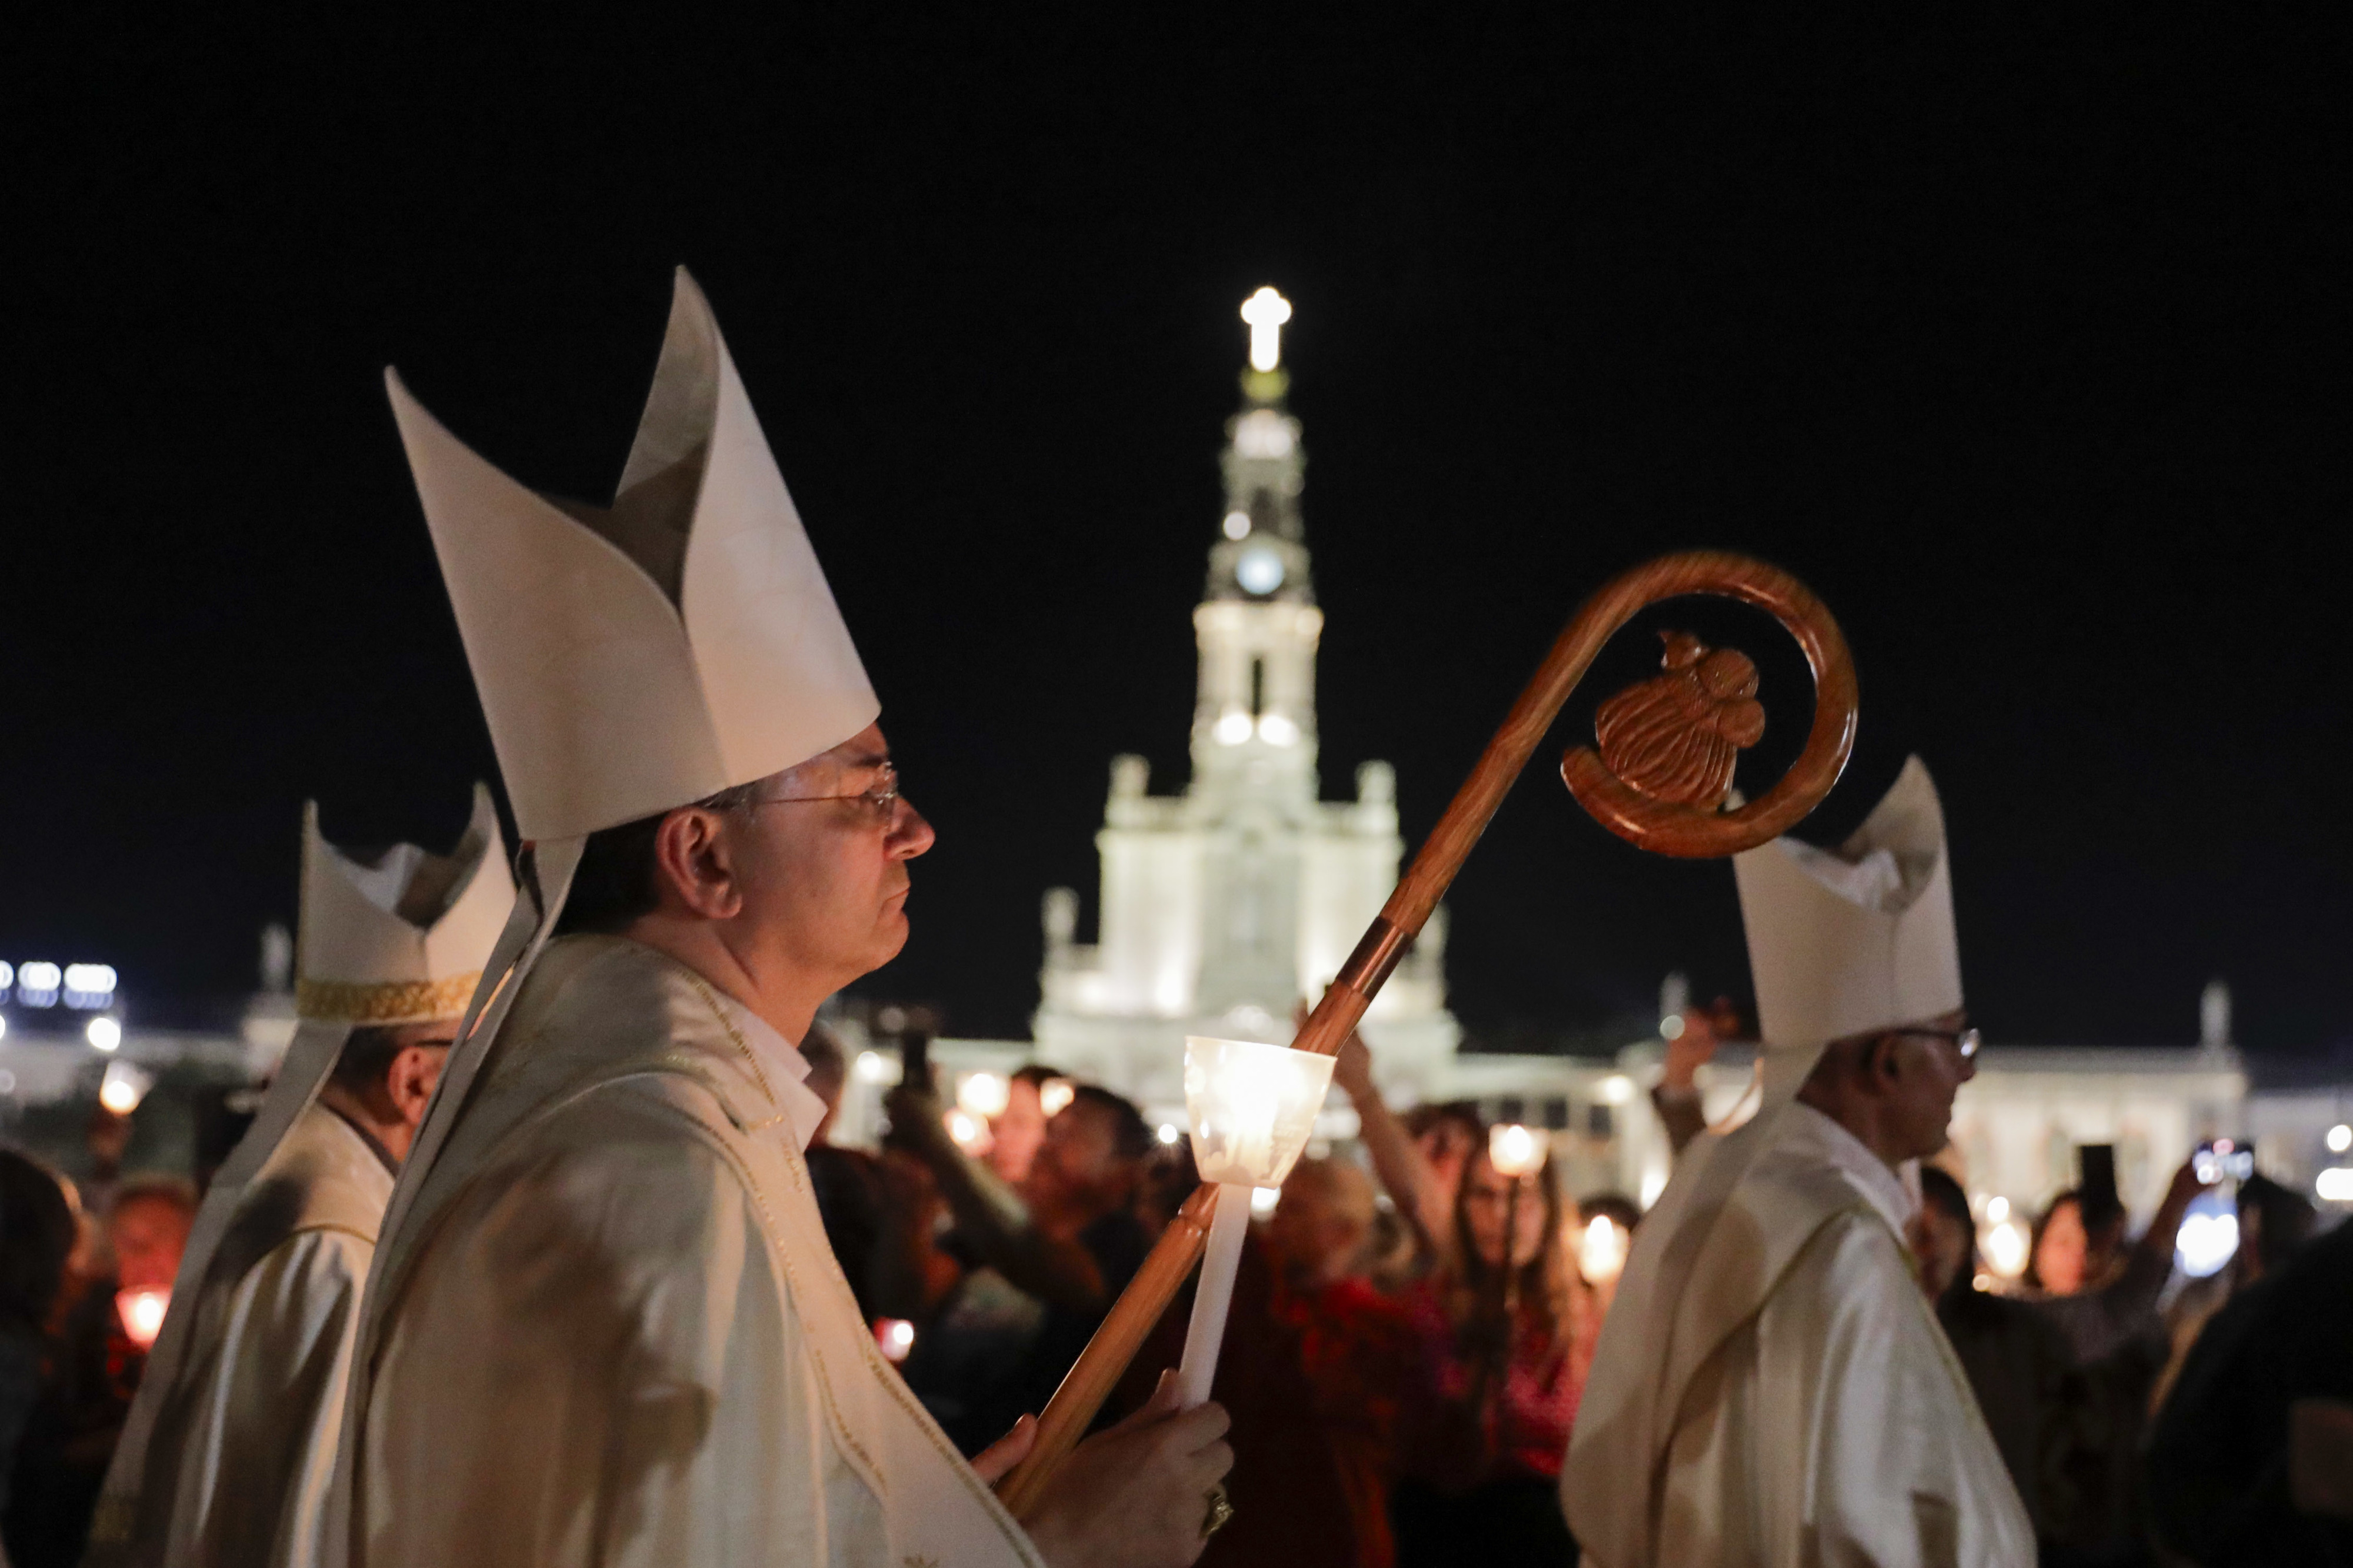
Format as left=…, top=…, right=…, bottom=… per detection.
left=1891, top=1026, right=1981, bottom=1061
left=744, top=763, right=904, bottom=821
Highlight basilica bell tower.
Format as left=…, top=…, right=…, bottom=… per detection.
left=1033, top=289, right=1460, bottom=1117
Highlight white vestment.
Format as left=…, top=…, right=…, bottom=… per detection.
left=346, top=935, right=1045, bottom=1568
left=1564, top=1103, right=2030, bottom=1568
left=126, top=1102, right=394, bottom=1568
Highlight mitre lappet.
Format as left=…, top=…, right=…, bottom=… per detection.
left=88, top=786, right=512, bottom=1560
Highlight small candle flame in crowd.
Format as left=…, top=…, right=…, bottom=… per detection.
left=118, top=1287, right=170, bottom=1349
left=944, top=1108, right=991, bottom=1156
left=1488, top=1123, right=1550, bottom=1179
left=956, top=1072, right=1011, bottom=1120
left=875, top=1319, right=916, bottom=1363
left=1579, top=1214, right=1631, bottom=1285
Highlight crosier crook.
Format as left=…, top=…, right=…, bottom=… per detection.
left=995, top=548, right=1860, bottom=1517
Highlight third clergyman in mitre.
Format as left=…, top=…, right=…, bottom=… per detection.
left=1563, top=758, right=2031, bottom=1566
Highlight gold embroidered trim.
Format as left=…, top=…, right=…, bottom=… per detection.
left=679, top=975, right=785, bottom=1113
left=296, top=972, right=481, bottom=1024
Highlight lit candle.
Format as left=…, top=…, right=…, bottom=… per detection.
left=957, top=1071, right=1011, bottom=1119
left=118, top=1287, right=170, bottom=1350
left=1174, top=1035, right=1335, bottom=1406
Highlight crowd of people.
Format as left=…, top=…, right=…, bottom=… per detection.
left=0, top=1117, right=198, bottom=1567
left=776, top=999, right=2344, bottom=1567
left=5, top=1003, right=2341, bottom=1566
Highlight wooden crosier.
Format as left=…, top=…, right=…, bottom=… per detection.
left=994, top=549, right=1859, bottom=1516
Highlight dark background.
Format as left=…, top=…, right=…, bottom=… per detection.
left=5, top=12, right=2347, bottom=1056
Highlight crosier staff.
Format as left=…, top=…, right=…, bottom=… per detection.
left=996, top=548, right=1861, bottom=1516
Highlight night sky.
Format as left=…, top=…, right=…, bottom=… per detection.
left=6, top=14, right=2347, bottom=1057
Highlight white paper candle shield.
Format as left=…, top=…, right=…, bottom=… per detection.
left=1176, top=1036, right=1337, bottom=1406
left=1182, top=1035, right=1337, bottom=1189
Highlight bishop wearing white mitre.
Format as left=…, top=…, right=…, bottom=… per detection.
left=1563, top=758, right=2031, bottom=1567
left=86, top=788, right=512, bottom=1568
left=331, top=271, right=1230, bottom=1568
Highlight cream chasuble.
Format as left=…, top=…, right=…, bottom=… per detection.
left=345, top=935, right=1045, bottom=1568
left=1563, top=1101, right=2029, bottom=1567
left=115, top=1104, right=393, bottom=1568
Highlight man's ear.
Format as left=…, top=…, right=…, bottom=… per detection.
left=386, top=1045, right=446, bottom=1129
left=1865, top=1035, right=1904, bottom=1090
left=651, top=807, right=746, bottom=920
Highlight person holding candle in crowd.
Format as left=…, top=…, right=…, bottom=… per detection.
left=6, top=1177, right=193, bottom=1568
left=1389, top=1130, right=1584, bottom=1566
left=874, top=1077, right=1155, bottom=1456
left=341, top=271, right=1228, bottom=1568
left=1564, top=759, right=2031, bottom=1565
left=86, top=792, right=510, bottom=1568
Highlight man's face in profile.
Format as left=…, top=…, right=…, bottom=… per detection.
left=725, top=724, right=935, bottom=991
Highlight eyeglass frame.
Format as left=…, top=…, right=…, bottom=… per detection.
left=1884, top=1025, right=1981, bottom=1062
left=736, top=762, right=905, bottom=820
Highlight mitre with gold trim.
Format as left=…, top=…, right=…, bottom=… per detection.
left=89, top=785, right=515, bottom=1548
left=1732, top=754, right=1962, bottom=1087
left=296, top=782, right=515, bottom=1025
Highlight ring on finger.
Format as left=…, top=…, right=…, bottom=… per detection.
left=1201, top=1483, right=1234, bottom=1540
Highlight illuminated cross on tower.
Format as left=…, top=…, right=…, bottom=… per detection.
left=1241, top=286, right=1292, bottom=372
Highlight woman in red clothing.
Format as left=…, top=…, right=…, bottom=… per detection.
left=1391, top=1140, right=1588, bottom=1567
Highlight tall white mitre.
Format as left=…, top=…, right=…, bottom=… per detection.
left=295, top=783, right=516, bottom=1024
left=89, top=790, right=512, bottom=1558
left=384, top=268, right=878, bottom=841
left=1732, top=753, right=1961, bottom=1087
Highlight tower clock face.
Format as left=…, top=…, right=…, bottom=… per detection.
left=1235, top=547, right=1285, bottom=595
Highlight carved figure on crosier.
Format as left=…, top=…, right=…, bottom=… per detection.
left=1592, top=631, right=1767, bottom=808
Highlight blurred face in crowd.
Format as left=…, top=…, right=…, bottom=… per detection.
left=988, top=1077, right=1048, bottom=1185
left=1418, top=1117, right=1478, bottom=1206
left=111, top=1194, right=193, bottom=1292
left=1027, top=1099, right=1135, bottom=1218
left=1910, top=1200, right=1974, bottom=1301
left=2035, top=1197, right=2089, bottom=1295
left=1459, top=1152, right=1549, bottom=1270
left=1269, top=1160, right=1377, bottom=1291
